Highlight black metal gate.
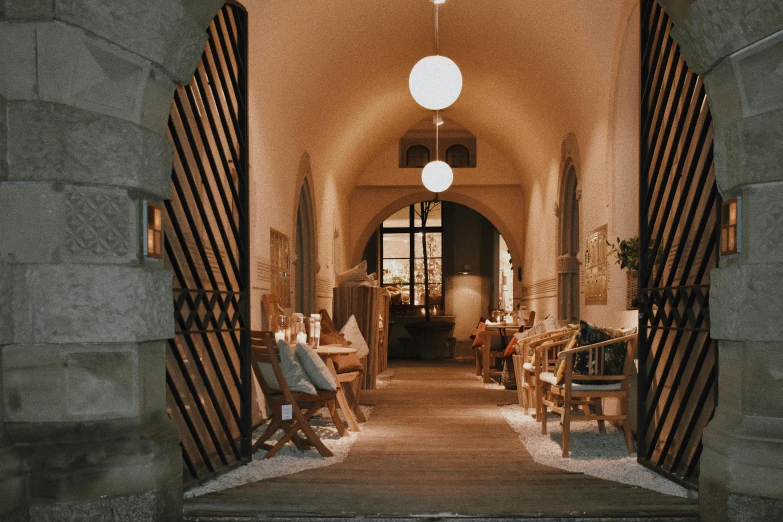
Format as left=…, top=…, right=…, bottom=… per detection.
left=163, top=2, right=250, bottom=485
left=638, top=0, right=720, bottom=490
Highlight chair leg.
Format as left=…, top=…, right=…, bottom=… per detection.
left=343, top=382, right=366, bottom=422
left=593, top=398, right=606, bottom=434
left=541, top=399, right=548, bottom=434
left=483, top=348, right=491, bottom=383
left=561, top=401, right=571, bottom=458
left=621, top=396, right=634, bottom=453
left=536, top=383, right=544, bottom=422
left=327, top=399, right=348, bottom=437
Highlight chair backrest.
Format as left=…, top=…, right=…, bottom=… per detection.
left=250, top=330, right=291, bottom=398
left=525, top=310, right=536, bottom=329
left=261, top=293, right=286, bottom=330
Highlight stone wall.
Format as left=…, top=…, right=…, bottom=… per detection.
left=0, top=0, right=223, bottom=519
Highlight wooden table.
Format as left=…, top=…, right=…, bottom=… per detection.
left=485, top=322, right=522, bottom=346
left=315, top=345, right=361, bottom=436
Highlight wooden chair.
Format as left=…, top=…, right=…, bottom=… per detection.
left=511, top=327, right=577, bottom=415
left=521, top=310, right=536, bottom=331
left=250, top=331, right=336, bottom=458
left=261, top=293, right=286, bottom=330
left=537, top=332, right=638, bottom=457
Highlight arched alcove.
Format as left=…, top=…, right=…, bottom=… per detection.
left=556, top=134, right=581, bottom=323
left=295, top=179, right=317, bottom=313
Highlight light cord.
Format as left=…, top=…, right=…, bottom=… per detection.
left=435, top=3, right=439, bottom=54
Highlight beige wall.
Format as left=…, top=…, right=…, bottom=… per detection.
left=518, top=2, right=640, bottom=330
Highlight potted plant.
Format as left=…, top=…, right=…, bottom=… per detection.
left=607, top=236, right=641, bottom=309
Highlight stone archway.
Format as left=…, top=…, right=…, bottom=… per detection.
left=655, top=1, right=783, bottom=518
left=0, top=1, right=225, bottom=520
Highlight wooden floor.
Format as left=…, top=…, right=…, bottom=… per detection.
left=184, top=360, right=698, bottom=521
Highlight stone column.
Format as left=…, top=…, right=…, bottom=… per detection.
left=0, top=0, right=222, bottom=519
left=664, top=0, right=783, bottom=519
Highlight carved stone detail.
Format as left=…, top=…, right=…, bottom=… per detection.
left=66, top=190, right=130, bottom=256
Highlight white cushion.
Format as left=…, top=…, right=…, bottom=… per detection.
left=539, top=371, right=558, bottom=385
left=541, top=314, right=558, bottom=333
left=570, top=382, right=622, bottom=391
left=258, top=340, right=316, bottom=394
left=336, top=260, right=372, bottom=287
left=340, top=315, right=370, bottom=358
left=539, top=370, right=623, bottom=391
left=522, top=362, right=534, bottom=372
left=295, top=343, right=337, bottom=391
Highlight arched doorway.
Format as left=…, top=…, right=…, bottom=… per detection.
left=362, top=200, right=514, bottom=360
left=557, top=162, right=580, bottom=323
left=295, top=181, right=316, bottom=314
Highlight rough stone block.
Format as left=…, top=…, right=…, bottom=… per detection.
left=36, top=21, right=152, bottom=124
left=0, top=96, right=7, bottom=180
left=0, top=447, right=27, bottom=521
left=0, top=22, right=37, bottom=100
left=672, top=0, right=783, bottom=75
left=742, top=342, right=783, bottom=420
left=0, top=264, right=12, bottom=345
left=140, top=68, right=177, bottom=135
left=56, top=0, right=210, bottom=84
left=28, top=476, right=182, bottom=522
left=2, top=0, right=54, bottom=19
left=0, top=182, right=140, bottom=265
left=745, top=182, right=783, bottom=264
left=10, top=264, right=174, bottom=344
left=711, top=264, right=783, bottom=342
left=6, top=101, right=172, bottom=198
left=2, top=343, right=141, bottom=422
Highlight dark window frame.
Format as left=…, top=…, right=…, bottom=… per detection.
left=446, top=144, right=470, bottom=168
left=405, top=145, right=431, bottom=168
left=380, top=203, right=444, bottom=314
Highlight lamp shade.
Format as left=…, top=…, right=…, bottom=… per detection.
left=421, top=160, right=454, bottom=193
left=409, top=55, right=463, bottom=110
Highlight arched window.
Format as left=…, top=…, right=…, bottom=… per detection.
left=446, top=144, right=470, bottom=168
left=406, top=145, right=430, bottom=168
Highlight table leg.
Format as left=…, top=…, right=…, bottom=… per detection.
left=325, top=357, right=360, bottom=433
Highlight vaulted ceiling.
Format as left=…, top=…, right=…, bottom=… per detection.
left=247, top=0, right=636, bottom=187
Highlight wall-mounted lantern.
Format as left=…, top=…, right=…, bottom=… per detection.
left=144, top=201, right=164, bottom=259
left=720, top=197, right=740, bottom=256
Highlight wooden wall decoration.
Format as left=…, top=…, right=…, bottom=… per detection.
left=584, top=225, right=608, bottom=305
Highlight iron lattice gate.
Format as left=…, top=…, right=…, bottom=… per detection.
left=638, top=0, right=720, bottom=489
left=164, top=2, right=250, bottom=485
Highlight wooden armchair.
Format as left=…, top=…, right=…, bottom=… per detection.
left=537, top=332, right=638, bottom=457
left=511, top=327, right=577, bottom=416
left=250, top=331, right=335, bottom=458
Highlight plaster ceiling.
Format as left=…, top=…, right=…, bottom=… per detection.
left=247, top=0, right=635, bottom=187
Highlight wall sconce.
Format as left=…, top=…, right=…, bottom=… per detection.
left=720, top=197, right=740, bottom=256
left=457, top=263, right=474, bottom=275
left=144, top=201, right=164, bottom=259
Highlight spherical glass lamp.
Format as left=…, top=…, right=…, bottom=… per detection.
left=408, top=55, right=463, bottom=110
left=421, top=160, right=454, bottom=193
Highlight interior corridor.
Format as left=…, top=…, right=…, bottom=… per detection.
left=184, top=361, right=697, bottom=520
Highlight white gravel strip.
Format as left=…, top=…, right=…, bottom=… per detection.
left=185, top=405, right=372, bottom=499
left=499, top=405, right=691, bottom=498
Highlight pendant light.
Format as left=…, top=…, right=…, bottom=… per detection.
left=421, top=110, right=453, bottom=193
left=408, top=0, right=462, bottom=111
